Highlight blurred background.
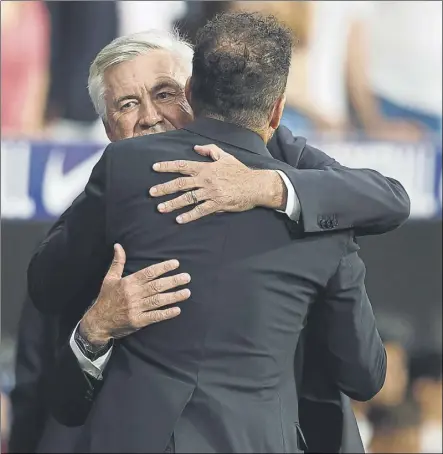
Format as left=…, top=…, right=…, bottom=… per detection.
left=0, top=1, right=441, bottom=453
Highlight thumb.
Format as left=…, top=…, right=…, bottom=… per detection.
left=194, top=144, right=224, bottom=161
left=106, top=243, right=126, bottom=280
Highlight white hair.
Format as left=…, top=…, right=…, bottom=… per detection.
left=88, top=29, right=194, bottom=120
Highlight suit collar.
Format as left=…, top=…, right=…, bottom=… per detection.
left=183, top=117, right=272, bottom=158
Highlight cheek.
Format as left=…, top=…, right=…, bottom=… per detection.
left=112, top=113, right=139, bottom=140
left=161, top=101, right=193, bottom=129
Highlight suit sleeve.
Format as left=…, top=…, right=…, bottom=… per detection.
left=27, top=146, right=113, bottom=315
left=315, top=247, right=387, bottom=402
left=272, top=127, right=410, bottom=236
left=48, top=340, right=103, bottom=427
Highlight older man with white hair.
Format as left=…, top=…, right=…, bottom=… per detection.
left=55, top=29, right=409, bottom=383
left=13, top=28, right=408, bottom=453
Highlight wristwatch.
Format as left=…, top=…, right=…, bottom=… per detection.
left=74, top=326, right=113, bottom=362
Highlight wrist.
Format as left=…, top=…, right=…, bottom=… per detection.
left=253, top=170, right=287, bottom=211
left=79, top=313, right=111, bottom=348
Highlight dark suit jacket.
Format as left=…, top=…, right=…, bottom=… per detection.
left=8, top=297, right=83, bottom=454
left=17, top=124, right=407, bottom=453
left=8, top=297, right=57, bottom=453
left=28, top=118, right=387, bottom=453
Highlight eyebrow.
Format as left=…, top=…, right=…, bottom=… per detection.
left=151, top=78, right=183, bottom=93
left=114, top=78, right=184, bottom=105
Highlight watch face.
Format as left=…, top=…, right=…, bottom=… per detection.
left=75, top=329, right=112, bottom=360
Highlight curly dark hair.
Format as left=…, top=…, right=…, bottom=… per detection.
left=190, top=11, right=293, bottom=130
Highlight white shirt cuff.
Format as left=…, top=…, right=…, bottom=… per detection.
left=275, top=170, right=301, bottom=221
left=69, top=320, right=113, bottom=380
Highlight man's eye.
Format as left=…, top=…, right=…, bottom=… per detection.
left=121, top=101, right=137, bottom=110
left=157, top=92, right=174, bottom=100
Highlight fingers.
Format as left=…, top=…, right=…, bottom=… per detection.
left=150, top=176, right=198, bottom=198
left=157, top=189, right=206, bottom=213
left=176, top=201, right=218, bottom=224
left=142, top=272, right=191, bottom=297
left=152, top=160, right=203, bottom=176
left=194, top=144, right=225, bottom=161
left=128, top=259, right=180, bottom=284
left=133, top=286, right=191, bottom=328
left=135, top=289, right=190, bottom=327
left=145, top=288, right=191, bottom=311
left=106, top=244, right=126, bottom=280
left=140, top=306, right=182, bottom=326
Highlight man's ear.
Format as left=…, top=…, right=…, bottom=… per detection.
left=185, top=77, right=192, bottom=106
left=103, top=119, right=115, bottom=142
left=270, top=94, right=286, bottom=130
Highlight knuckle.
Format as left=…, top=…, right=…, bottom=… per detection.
left=174, top=196, right=184, bottom=209
left=149, top=294, right=161, bottom=308
left=111, top=258, right=121, bottom=268
left=177, top=177, right=187, bottom=189
left=127, top=310, right=138, bottom=328
left=185, top=191, right=194, bottom=204
left=150, top=279, right=162, bottom=294
left=151, top=310, right=164, bottom=323
left=171, top=275, right=179, bottom=287
left=102, top=275, right=113, bottom=286
left=133, top=313, right=146, bottom=329
left=144, top=266, right=156, bottom=280
left=195, top=204, right=205, bottom=215
left=163, top=308, right=176, bottom=319
left=178, top=160, right=187, bottom=168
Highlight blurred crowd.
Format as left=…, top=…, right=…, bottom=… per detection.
left=1, top=1, right=442, bottom=453
left=352, top=338, right=442, bottom=453
left=1, top=0, right=441, bottom=143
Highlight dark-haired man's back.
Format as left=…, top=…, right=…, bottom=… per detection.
left=28, top=11, right=386, bottom=453
left=29, top=118, right=386, bottom=453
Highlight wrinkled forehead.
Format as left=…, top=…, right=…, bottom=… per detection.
left=103, top=50, right=190, bottom=100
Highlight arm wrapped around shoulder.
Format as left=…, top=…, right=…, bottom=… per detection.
left=319, top=250, right=387, bottom=402
left=27, top=148, right=112, bottom=315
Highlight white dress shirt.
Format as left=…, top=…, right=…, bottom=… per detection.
left=70, top=172, right=300, bottom=379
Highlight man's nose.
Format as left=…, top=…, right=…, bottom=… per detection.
left=139, top=101, right=163, bottom=127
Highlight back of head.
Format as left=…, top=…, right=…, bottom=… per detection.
left=190, top=11, right=292, bottom=132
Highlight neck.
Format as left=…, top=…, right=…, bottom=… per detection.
left=203, top=113, right=273, bottom=143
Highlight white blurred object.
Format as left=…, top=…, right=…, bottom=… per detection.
left=307, top=1, right=370, bottom=123
left=420, top=421, right=443, bottom=453
left=118, top=1, right=186, bottom=36
left=45, top=119, right=109, bottom=144
left=90, top=118, right=111, bottom=145
left=367, top=1, right=442, bottom=116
